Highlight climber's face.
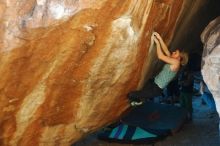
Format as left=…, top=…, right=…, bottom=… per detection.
left=171, top=50, right=180, bottom=59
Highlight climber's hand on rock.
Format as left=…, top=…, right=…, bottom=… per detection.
left=153, top=32, right=161, bottom=39
left=153, top=37, right=160, bottom=46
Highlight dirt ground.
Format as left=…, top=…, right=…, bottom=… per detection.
left=73, top=95, right=220, bottom=146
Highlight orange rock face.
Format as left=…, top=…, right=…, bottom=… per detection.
left=0, top=0, right=208, bottom=145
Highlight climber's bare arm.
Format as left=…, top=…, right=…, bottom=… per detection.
left=153, top=32, right=171, bottom=57
left=154, top=37, right=179, bottom=68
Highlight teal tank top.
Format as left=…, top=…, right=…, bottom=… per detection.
left=154, top=64, right=177, bottom=89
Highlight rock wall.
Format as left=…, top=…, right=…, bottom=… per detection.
left=169, top=0, right=220, bottom=72
left=0, top=0, right=214, bottom=145
left=170, top=0, right=220, bottom=52
left=201, top=16, right=220, bottom=130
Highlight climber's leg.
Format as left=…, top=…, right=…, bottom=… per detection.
left=128, top=80, right=162, bottom=107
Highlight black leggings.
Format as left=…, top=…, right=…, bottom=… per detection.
left=128, top=79, right=163, bottom=102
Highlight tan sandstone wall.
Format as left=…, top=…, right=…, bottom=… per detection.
left=0, top=0, right=210, bottom=145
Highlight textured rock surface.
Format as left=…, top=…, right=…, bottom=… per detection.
left=0, top=0, right=213, bottom=145
left=201, top=16, right=220, bottom=129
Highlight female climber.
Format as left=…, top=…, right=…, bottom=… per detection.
left=128, top=32, right=188, bottom=106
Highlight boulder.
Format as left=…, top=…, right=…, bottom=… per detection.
left=0, top=0, right=213, bottom=145
left=201, top=16, right=220, bottom=129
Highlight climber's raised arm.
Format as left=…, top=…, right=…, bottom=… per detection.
left=153, top=36, right=179, bottom=66
left=153, top=32, right=171, bottom=57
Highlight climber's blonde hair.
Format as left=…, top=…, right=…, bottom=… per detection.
left=180, top=52, right=188, bottom=66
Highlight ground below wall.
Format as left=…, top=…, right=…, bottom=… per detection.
left=74, top=95, right=220, bottom=146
